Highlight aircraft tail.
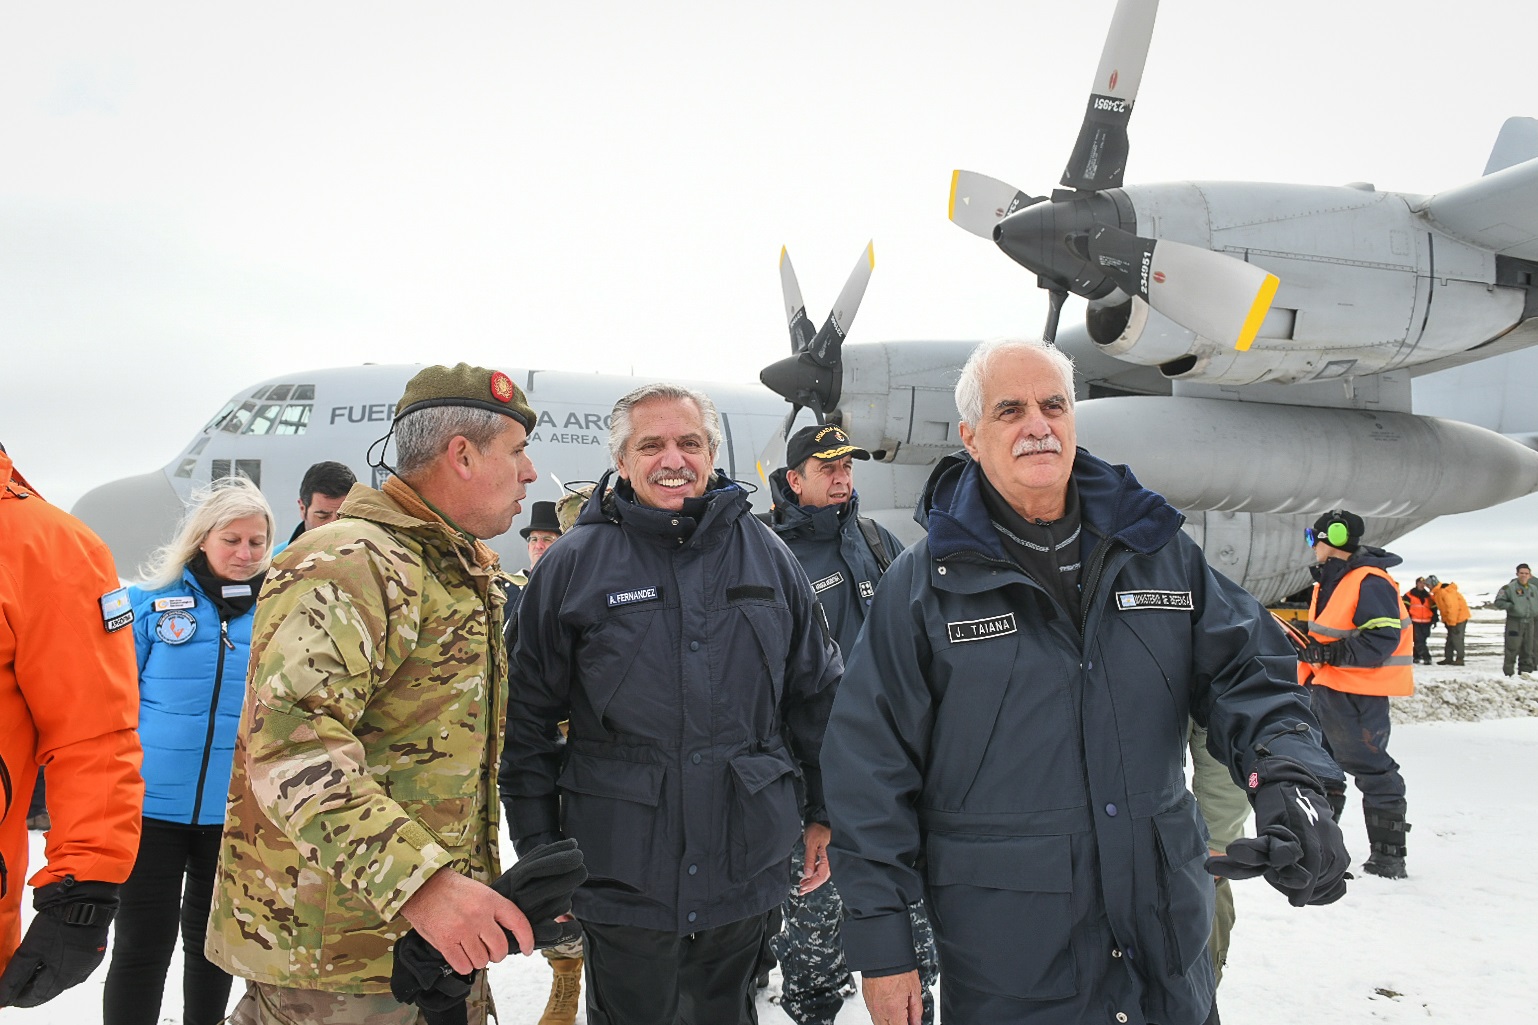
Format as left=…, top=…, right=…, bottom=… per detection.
left=1484, top=117, right=1538, bottom=175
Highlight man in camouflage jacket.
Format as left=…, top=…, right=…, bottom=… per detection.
left=207, top=364, right=540, bottom=1024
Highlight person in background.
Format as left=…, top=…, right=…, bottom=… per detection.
left=1188, top=724, right=1251, bottom=1025
left=1402, top=576, right=1437, bottom=665
left=0, top=444, right=144, bottom=1010
left=102, top=476, right=274, bottom=1025
left=1298, top=509, right=1414, bottom=879
left=1428, top=576, right=1470, bottom=666
left=1493, top=563, right=1538, bottom=677
left=283, top=460, right=356, bottom=547
left=765, top=423, right=939, bottom=1025
left=499, top=496, right=584, bottom=1025
left=510, top=500, right=562, bottom=589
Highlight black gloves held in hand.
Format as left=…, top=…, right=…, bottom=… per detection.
left=391, top=839, right=588, bottom=1014
left=1206, top=755, right=1350, bottom=907
left=488, top=837, right=587, bottom=951
left=0, top=878, right=120, bottom=1008
left=1299, top=641, right=1339, bottom=666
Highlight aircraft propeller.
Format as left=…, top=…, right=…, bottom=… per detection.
left=756, top=241, right=876, bottom=481
left=946, top=0, right=1279, bottom=350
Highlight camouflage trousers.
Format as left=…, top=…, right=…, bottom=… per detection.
left=769, top=838, right=939, bottom=1025
left=227, top=976, right=494, bottom=1024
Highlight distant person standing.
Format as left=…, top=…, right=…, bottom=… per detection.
left=1402, top=577, right=1437, bottom=665
left=1298, top=509, right=1414, bottom=879
left=0, top=445, right=144, bottom=1010
left=284, top=460, right=356, bottom=545
left=103, top=477, right=274, bottom=1025
left=1428, top=576, right=1470, bottom=665
left=766, top=424, right=940, bottom=1025
left=1493, top=563, right=1538, bottom=677
left=499, top=497, right=584, bottom=1025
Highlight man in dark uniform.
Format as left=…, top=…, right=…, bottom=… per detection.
left=504, top=383, right=841, bottom=1025
left=765, top=425, right=939, bottom=1025
left=823, top=339, right=1349, bottom=1025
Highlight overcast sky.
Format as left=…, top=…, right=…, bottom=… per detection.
left=3, top=0, right=1535, bottom=584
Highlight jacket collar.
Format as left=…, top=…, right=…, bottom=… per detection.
left=340, top=478, right=499, bottom=570
left=1310, top=545, right=1403, bottom=584
left=917, top=448, right=1183, bottom=563
left=579, top=468, right=750, bottom=547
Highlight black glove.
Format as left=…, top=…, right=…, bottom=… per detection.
left=391, top=840, right=587, bottom=1015
left=1205, top=756, right=1349, bottom=907
left=1299, top=641, right=1339, bottom=666
left=0, top=878, right=119, bottom=1008
left=489, top=837, right=587, bottom=950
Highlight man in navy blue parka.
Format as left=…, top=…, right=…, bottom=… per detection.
left=823, top=340, right=1349, bottom=1025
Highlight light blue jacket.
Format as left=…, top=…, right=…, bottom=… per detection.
left=129, top=569, right=256, bottom=825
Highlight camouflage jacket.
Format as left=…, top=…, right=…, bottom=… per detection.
left=206, top=477, right=507, bottom=993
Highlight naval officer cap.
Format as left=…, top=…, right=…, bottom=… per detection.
left=786, top=423, right=871, bottom=469
left=396, top=363, right=537, bottom=433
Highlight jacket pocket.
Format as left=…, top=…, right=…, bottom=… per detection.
left=727, top=748, right=801, bottom=883
left=1152, top=801, right=1214, bottom=976
left=391, top=786, right=476, bottom=849
left=925, top=832, right=1078, bottom=1000
left=558, top=753, right=667, bottom=894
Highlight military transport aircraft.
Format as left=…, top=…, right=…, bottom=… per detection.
left=73, top=0, right=1538, bottom=603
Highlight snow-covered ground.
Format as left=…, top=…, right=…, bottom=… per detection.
left=11, top=608, right=1537, bottom=1023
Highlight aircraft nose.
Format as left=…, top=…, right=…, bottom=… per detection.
left=72, top=470, right=186, bottom=581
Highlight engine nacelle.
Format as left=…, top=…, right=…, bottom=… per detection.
left=1075, top=395, right=1538, bottom=518
left=835, top=340, right=977, bottom=464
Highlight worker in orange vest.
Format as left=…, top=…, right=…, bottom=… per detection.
left=0, top=445, right=144, bottom=1007
left=1402, top=577, right=1438, bottom=665
left=1297, top=509, right=1413, bottom=879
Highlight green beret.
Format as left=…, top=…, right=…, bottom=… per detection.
left=395, top=363, right=537, bottom=432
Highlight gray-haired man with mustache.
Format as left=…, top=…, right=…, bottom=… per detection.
left=503, top=383, right=842, bottom=1025
left=822, top=339, right=1347, bottom=1025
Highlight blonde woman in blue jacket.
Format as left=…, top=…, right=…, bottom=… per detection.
left=103, top=477, right=273, bottom=1025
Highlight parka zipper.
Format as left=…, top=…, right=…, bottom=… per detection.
left=190, top=617, right=235, bottom=827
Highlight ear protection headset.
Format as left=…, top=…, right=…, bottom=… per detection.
left=1319, top=512, right=1352, bottom=549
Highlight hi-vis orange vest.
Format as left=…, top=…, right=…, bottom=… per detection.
left=1299, top=565, right=1415, bottom=696
left=1404, top=590, right=1434, bottom=625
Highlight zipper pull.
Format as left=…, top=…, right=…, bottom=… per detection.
left=220, top=621, right=235, bottom=651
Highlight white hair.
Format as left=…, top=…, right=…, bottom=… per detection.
left=608, top=383, right=723, bottom=466
left=954, top=338, right=1077, bottom=426
left=394, top=406, right=511, bottom=479
left=140, top=476, right=275, bottom=588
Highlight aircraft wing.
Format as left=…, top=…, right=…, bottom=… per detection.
left=1421, top=156, right=1538, bottom=262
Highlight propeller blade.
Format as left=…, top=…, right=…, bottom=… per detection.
left=1086, top=225, right=1280, bottom=351
left=756, top=405, right=802, bottom=487
left=948, top=171, right=1040, bottom=239
left=1060, top=0, right=1160, bottom=192
left=779, top=247, right=816, bottom=354
left=804, top=242, right=875, bottom=368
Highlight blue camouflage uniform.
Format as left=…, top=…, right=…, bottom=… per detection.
left=824, top=450, right=1341, bottom=1025
left=764, top=469, right=939, bottom=1025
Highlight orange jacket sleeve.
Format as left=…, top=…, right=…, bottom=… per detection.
left=1, top=460, right=143, bottom=891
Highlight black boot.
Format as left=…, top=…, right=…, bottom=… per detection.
left=1436, top=658, right=1454, bottom=665
left=1362, top=802, right=1410, bottom=879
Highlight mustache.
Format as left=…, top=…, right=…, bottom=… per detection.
left=1012, top=435, right=1063, bottom=456
left=647, top=466, right=699, bottom=484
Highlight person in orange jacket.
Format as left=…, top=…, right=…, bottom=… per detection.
left=1402, top=577, right=1438, bottom=665
left=1428, top=575, right=1470, bottom=665
left=1297, top=509, right=1413, bottom=879
left=0, top=445, right=144, bottom=1008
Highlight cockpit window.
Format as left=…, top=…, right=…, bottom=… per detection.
left=205, top=385, right=314, bottom=436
